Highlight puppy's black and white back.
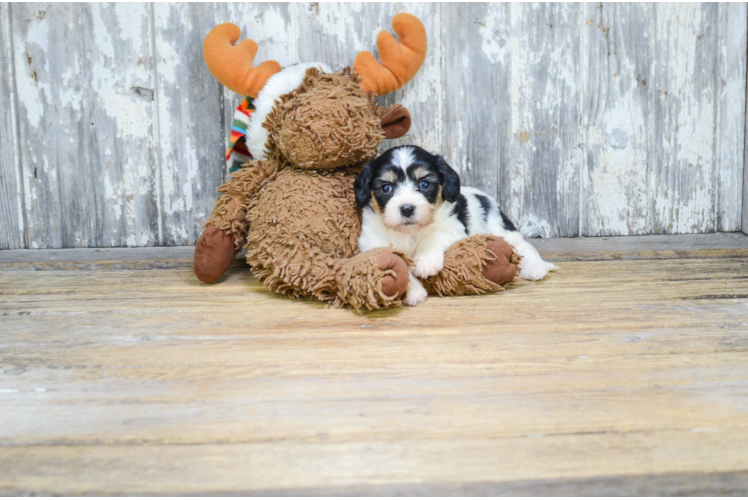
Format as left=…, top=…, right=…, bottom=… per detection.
left=355, top=146, right=557, bottom=304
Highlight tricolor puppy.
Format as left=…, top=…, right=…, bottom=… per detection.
left=355, top=145, right=558, bottom=306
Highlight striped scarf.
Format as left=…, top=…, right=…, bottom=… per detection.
left=226, top=97, right=255, bottom=173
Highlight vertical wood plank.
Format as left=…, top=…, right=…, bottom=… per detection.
left=441, top=3, right=510, bottom=201
left=716, top=3, right=746, bottom=233
left=651, top=3, right=718, bottom=234
left=153, top=3, right=224, bottom=246
left=0, top=3, right=25, bottom=249
left=505, top=3, right=583, bottom=238
left=582, top=3, right=653, bottom=236
left=11, top=3, right=160, bottom=248
left=745, top=70, right=748, bottom=234
left=294, top=2, right=380, bottom=68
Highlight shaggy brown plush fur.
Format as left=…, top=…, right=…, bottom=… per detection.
left=196, top=68, right=518, bottom=308
left=335, top=248, right=414, bottom=310
left=265, top=69, right=384, bottom=169
left=244, top=168, right=361, bottom=300
left=205, top=160, right=279, bottom=249
left=422, top=235, right=520, bottom=296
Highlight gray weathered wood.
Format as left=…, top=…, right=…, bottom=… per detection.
left=1, top=3, right=747, bottom=247
left=651, top=3, right=719, bottom=234
left=744, top=9, right=748, bottom=236
left=582, top=3, right=652, bottom=236
left=294, top=2, right=378, bottom=69
left=504, top=3, right=583, bottom=238
left=745, top=92, right=748, bottom=233
left=717, top=3, right=746, bottom=232
left=441, top=3, right=510, bottom=205
left=0, top=3, right=25, bottom=249
left=152, top=3, right=226, bottom=246
left=11, top=3, right=161, bottom=249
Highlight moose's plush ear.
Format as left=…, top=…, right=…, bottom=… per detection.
left=380, top=106, right=411, bottom=139
left=436, top=156, right=460, bottom=203
left=354, top=162, right=374, bottom=210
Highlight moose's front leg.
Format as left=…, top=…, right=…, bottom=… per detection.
left=420, top=235, right=519, bottom=296
left=194, top=160, right=279, bottom=283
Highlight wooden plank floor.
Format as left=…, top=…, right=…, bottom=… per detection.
left=1, top=237, right=748, bottom=495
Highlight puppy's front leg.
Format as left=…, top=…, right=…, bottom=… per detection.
left=413, top=231, right=461, bottom=279
left=413, top=250, right=445, bottom=279
left=404, top=271, right=428, bottom=306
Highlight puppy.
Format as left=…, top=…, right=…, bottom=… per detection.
left=355, top=145, right=558, bottom=306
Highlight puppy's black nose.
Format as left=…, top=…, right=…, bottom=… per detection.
left=400, top=205, right=415, bottom=217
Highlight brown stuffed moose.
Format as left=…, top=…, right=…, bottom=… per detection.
left=193, top=13, right=519, bottom=309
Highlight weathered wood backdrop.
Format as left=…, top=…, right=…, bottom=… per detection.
left=1, top=2, right=747, bottom=249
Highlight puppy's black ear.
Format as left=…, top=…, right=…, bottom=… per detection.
left=436, top=156, right=460, bottom=203
left=354, top=162, right=373, bottom=210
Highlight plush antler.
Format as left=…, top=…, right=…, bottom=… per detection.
left=353, top=13, right=427, bottom=95
left=203, top=23, right=282, bottom=98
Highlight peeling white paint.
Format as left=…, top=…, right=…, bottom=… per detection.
left=584, top=4, right=652, bottom=238
left=13, top=32, right=50, bottom=130
left=252, top=7, right=297, bottom=67
left=479, top=3, right=507, bottom=64
left=2, top=3, right=745, bottom=249
left=25, top=14, right=49, bottom=52
left=716, top=3, right=747, bottom=232
left=104, top=173, right=122, bottom=222
left=651, top=3, right=720, bottom=234
left=519, top=214, right=553, bottom=239
left=307, top=2, right=365, bottom=60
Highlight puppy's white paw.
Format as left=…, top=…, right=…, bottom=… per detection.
left=404, top=279, right=428, bottom=306
left=413, top=252, right=444, bottom=279
left=518, top=255, right=558, bottom=281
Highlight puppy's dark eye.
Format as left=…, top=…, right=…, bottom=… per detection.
left=419, top=180, right=430, bottom=190
left=381, top=184, right=392, bottom=194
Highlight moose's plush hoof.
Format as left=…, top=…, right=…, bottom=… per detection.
left=376, top=251, right=409, bottom=299
left=194, top=226, right=239, bottom=283
left=482, top=236, right=520, bottom=286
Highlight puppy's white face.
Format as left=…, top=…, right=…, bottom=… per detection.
left=355, top=147, right=459, bottom=234
left=378, top=149, right=438, bottom=233
left=382, top=176, right=433, bottom=233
